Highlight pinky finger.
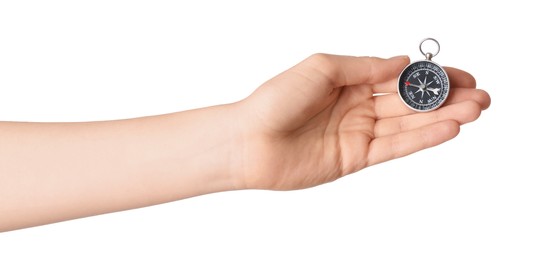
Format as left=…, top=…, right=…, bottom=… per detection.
left=366, top=120, right=460, bottom=167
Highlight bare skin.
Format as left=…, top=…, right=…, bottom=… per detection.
left=0, top=54, right=490, bottom=232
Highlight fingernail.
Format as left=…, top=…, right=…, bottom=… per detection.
left=389, top=55, right=409, bottom=60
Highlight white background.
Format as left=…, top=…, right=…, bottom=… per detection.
left=0, top=1, right=538, bottom=259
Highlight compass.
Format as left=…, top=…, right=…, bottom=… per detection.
left=397, top=38, right=450, bottom=112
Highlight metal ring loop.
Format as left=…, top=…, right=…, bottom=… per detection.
left=419, top=38, right=440, bottom=59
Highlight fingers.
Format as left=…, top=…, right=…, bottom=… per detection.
left=372, top=66, right=477, bottom=94
left=374, top=100, right=481, bottom=138
left=448, top=88, right=491, bottom=110
left=446, top=67, right=477, bottom=90
left=291, top=54, right=410, bottom=90
left=367, top=120, right=460, bottom=167
left=370, top=77, right=400, bottom=94
left=374, top=88, right=491, bottom=119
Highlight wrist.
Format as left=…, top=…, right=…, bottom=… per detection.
left=167, top=102, right=250, bottom=195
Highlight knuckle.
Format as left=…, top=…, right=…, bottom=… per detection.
left=303, top=53, right=340, bottom=86
left=306, top=53, right=336, bottom=71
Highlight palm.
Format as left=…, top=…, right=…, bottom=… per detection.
left=243, top=54, right=490, bottom=190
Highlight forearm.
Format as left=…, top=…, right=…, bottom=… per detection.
left=0, top=103, right=245, bottom=231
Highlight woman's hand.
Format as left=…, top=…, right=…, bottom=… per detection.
left=239, top=54, right=490, bottom=190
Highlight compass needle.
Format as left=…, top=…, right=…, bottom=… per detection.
left=427, top=87, right=440, bottom=95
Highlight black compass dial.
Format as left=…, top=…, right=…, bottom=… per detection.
left=397, top=60, right=450, bottom=112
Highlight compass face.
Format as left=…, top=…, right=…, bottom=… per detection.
left=397, top=60, right=450, bottom=112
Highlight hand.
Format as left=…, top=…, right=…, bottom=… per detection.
left=238, top=54, right=490, bottom=190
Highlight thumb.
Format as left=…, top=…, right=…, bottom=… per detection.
left=245, top=54, right=410, bottom=132
left=258, top=54, right=410, bottom=106
left=292, top=54, right=410, bottom=89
